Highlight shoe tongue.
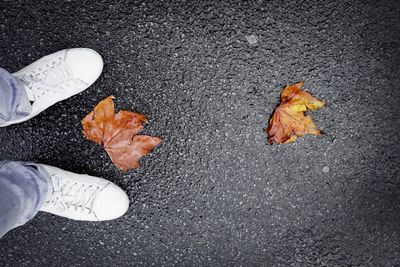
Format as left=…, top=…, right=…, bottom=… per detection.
left=25, top=86, right=35, bottom=102
left=15, top=76, right=35, bottom=101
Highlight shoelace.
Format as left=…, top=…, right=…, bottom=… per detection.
left=16, top=56, right=86, bottom=102
left=44, top=174, right=103, bottom=215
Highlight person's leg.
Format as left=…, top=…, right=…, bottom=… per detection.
left=0, top=68, right=32, bottom=124
left=0, top=161, right=129, bottom=239
left=0, top=48, right=103, bottom=127
left=0, top=161, right=49, bottom=238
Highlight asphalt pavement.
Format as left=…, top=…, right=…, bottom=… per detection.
left=0, top=0, right=399, bottom=266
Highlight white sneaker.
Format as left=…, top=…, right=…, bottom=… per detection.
left=0, top=48, right=103, bottom=127
left=36, top=164, right=129, bottom=221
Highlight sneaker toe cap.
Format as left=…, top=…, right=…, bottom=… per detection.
left=65, top=48, right=103, bottom=85
left=93, top=183, right=129, bottom=220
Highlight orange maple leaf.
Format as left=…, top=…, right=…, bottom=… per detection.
left=267, top=81, right=325, bottom=144
left=81, top=96, right=161, bottom=171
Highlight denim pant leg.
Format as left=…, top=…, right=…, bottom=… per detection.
left=0, top=68, right=32, bottom=124
left=0, top=161, right=49, bottom=238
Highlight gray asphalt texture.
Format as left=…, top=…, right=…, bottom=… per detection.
left=1, top=0, right=400, bottom=266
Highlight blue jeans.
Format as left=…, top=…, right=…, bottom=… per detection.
left=0, top=69, right=43, bottom=238
left=0, top=68, right=32, bottom=124
left=0, top=161, right=49, bottom=238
